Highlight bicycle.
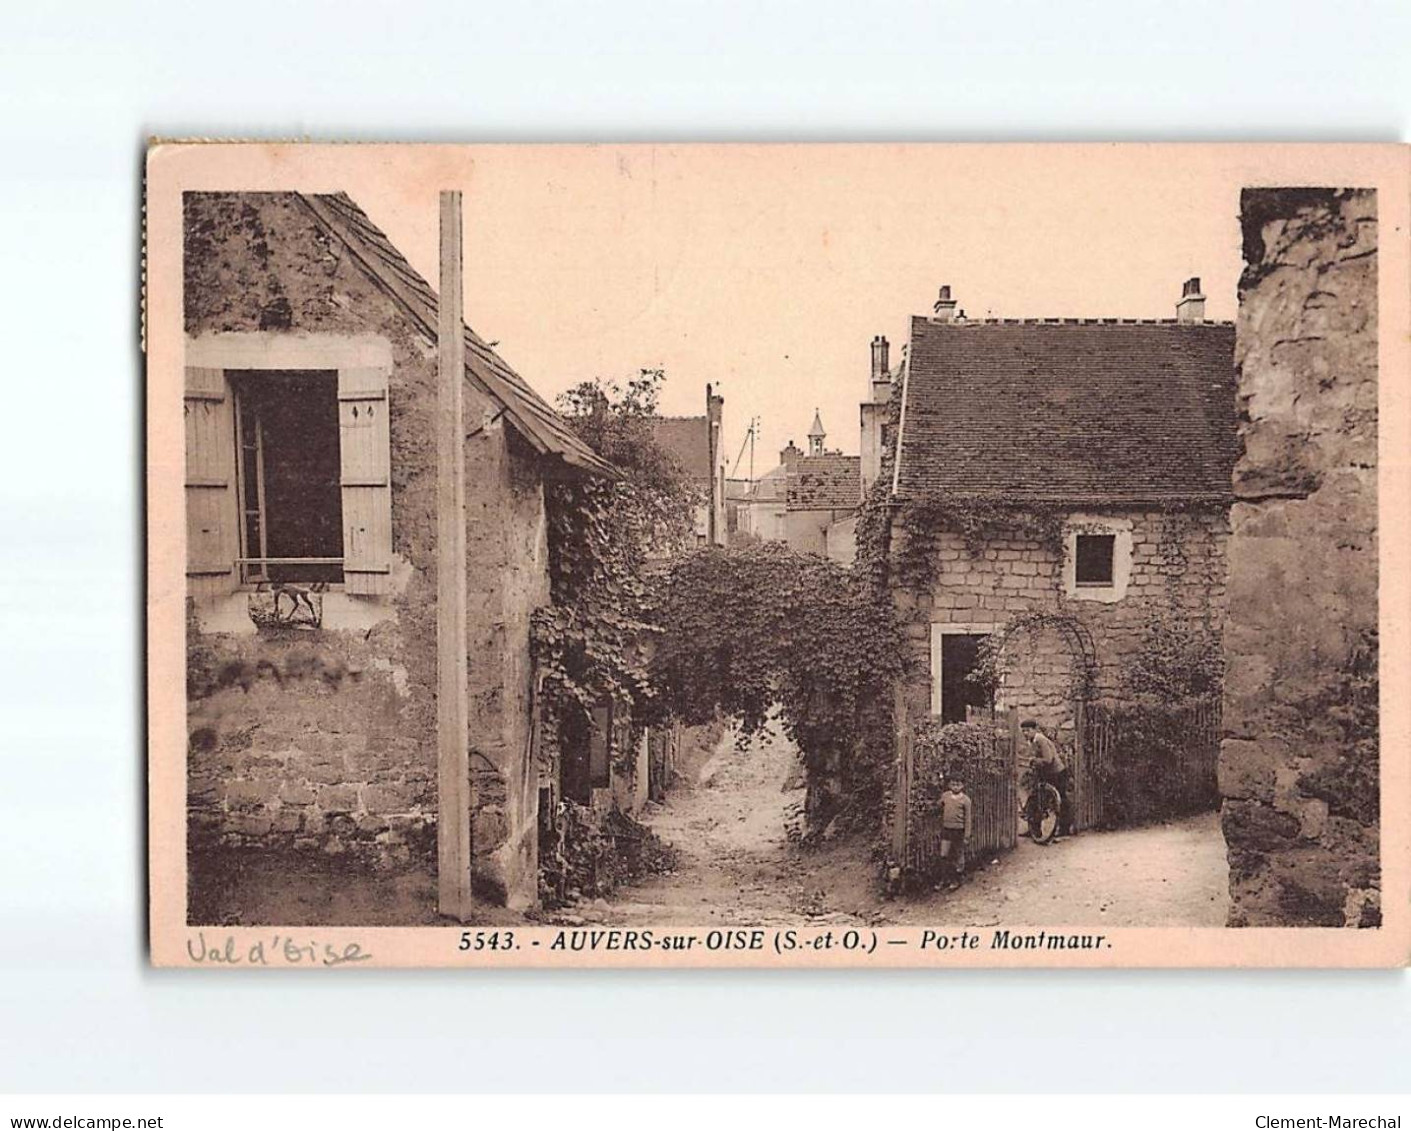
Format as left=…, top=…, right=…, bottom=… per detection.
left=1022, top=771, right=1064, bottom=845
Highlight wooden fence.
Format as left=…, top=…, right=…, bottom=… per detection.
left=902, top=707, right=1020, bottom=879
left=1070, top=697, right=1221, bottom=831
left=894, top=697, right=1222, bottom=880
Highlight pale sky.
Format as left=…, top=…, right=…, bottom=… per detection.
left=163, top=143, right=1381, bottom=474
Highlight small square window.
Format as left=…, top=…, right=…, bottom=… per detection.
left=1075, top=534, right=1115, bottom=586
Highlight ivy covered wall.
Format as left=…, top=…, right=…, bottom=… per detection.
left=890, top=506, right=1229, bottom=743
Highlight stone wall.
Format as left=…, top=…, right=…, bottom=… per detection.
left=893, top=509, right=1228, bottom=742
left=1220, top=188, right=1380, bottom=928
left=184, top=192, right=549, bottom=912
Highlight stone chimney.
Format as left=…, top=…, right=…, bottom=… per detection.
left=706, top=383, right=725, bottom=545
left=780, top=440, right=803, bottom=467
left=1177, top=276, right=1206, bottom=324
left=870, top=335, right=890, bottom=382
left=932, top=285, right=959, bottom=323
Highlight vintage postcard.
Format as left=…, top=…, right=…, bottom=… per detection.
left=146, top=142, right=1408, bottom=967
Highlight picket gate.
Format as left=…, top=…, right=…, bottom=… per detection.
left=902, top=707, right=1020, bottom=879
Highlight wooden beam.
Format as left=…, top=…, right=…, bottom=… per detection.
left=436, top=191, right=473, bottom=922
left=891, top=682, right=910, bottom=865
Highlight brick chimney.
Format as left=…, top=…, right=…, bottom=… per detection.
left=780, top=440, right=803, bottom=467
left=932, top=285, right=958, bottom=323
left=1177, top=276, right=1206, bottom=324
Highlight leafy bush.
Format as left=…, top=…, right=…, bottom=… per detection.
left=1122, top=614, right=1223, bottom=701
left=1087, top=698, right=1220, bottom=827
left=649, top=540, right=902, bottom=823
left=538, top=801, right=679, bottom=908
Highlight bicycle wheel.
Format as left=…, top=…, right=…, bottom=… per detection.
left=1027, top=782, right=1062, bottom=845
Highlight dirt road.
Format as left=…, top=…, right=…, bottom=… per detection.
left=566, top=723, right=1230, bottom=928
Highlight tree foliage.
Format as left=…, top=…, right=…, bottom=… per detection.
left=649, top=541, right=902, bottom=815
left=533, top=371, right=697, bottom=749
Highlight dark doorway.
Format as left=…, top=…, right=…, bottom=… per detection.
left=560, top=710, right=592, bottom=805
left=941, top=633, right=992, bottom=724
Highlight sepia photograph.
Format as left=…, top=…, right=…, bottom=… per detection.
left=14, top=0, right=1411, bottom=1114
left=146, top=143, right=1405, bottom=966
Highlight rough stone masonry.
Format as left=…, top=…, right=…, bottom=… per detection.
left=1221, top=188, right=1380, bottom=927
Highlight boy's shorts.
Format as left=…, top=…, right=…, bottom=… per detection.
left=939, top=828, right=966, bottom=857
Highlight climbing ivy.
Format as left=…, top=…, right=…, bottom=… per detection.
left=1121, top=611, right=1223, bottom=702
left=648, top=541, right=903, bottom=824
left=892, top=496, right=1067, bottom=592
left=970, top=610, right=1099, bottom=702
left=533, top=371, right=697, bottom=765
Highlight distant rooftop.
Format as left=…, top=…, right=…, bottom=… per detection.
left=787, top=454, right=861, bottom=511
left=649, top=416, right=711, bottom=481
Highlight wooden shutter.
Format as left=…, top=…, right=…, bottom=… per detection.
left=338, top=368, right=393, bottom=595
left=184, top=366, right=238, bottom=598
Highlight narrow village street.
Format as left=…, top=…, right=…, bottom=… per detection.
left=561, top=724, right=1229, bottom=929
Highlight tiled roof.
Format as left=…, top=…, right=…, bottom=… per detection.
left=649, top=416, right=711, bottom=480
left=895, top=317, right=1237, bottom=503
left=787, top=454, right=862, bottom=511
left=297, top=193, right=615, bottom=478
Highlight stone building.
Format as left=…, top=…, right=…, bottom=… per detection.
left=737, top=415, right=861, bottom=558
left=182, top=191, right=612, bottom=912
left=733, top=450, right=791, bottom=542
left=784, top=448, right=862, bottom=559
left=1219, top=188, right=1380, bottom=928
left=883, top=282, right=1237, bottom=742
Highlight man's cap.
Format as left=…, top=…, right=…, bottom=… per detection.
left=1020, top=718, right=1038, bottom=729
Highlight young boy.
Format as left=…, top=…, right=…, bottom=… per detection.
left=938, top=775, right=973, bottom=886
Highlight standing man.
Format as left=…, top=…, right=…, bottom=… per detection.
left=1021, top=719, right=1074, bottom=838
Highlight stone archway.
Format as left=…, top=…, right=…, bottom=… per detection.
left=978, top=612, right=1097, bottom=759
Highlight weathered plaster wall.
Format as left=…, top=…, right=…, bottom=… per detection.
left=1220, top=188, right=1380, bottom=928
left=784, top=508, right=854, bottom=556
left=465, top=416, right=549, bottom=908
left=894, top=510, right=1228, bottom=738
left=184, top=193, right=548, bottom=911
left=825, top=514, right=859, bottom=567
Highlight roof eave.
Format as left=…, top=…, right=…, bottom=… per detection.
left=297, top=192, right=616, bottom=480
left=890, top=487, right=1233, bottom=508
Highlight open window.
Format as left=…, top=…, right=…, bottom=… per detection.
left=1074, top=533, right=1116, bottom=587
left=232, top=370, right=343, bottom=584
left=184, top=361, right=392, bottom=597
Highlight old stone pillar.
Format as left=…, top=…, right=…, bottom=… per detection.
left=1220, top=188, right=1380, bottom=928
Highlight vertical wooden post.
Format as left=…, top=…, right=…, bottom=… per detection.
left=437, top=191, right=473, bottom=922
left=890, top=682, right=911, bottom=864
left=1005, top=705, right=1021, bottom=849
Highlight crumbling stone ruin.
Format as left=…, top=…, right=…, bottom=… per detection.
left=1221, top=188, right=1380, bottom=927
